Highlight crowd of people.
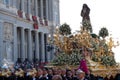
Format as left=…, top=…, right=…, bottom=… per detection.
left=0, top=67, right=87, bottom=80
left=0, top=65, right=120, bottom=80
left=0, top=58, right=120, bottom=80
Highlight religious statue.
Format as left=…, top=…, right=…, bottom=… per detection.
left=81, top=4, right=92, bottom=33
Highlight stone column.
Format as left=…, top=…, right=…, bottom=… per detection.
left=40, top=0, right=43, bottom=19
left=13, top=24, right=17, bottom=62
left=38, top=33, right=41, bottom=62
left=45, top=0, right=49, bottom=20
left=24, top=30, right=27, bottom=59
left=45, top=34, right=50, bottom=62
left=47, top=0, right=51, bottom=21
left=41, top=32, right=45, bottom=62
left=28, top=29, right=32, bottom=61
left=21, top=27, right=25, bottom=61
left=0, top=20, right=3, bottom=62
left=35, top=0, right=38, bottom=16
left=28, top=0, right=31, bottom=14
left=44, top=34, right=48, bottom=62
left=21, top=0, right=25, bottom=18
left=5, top=0, right=10, bottom=7
left=21, top=0, right=24, bottom=11
left=35, top=31, right=39, bottom=59
left=12, top=0, right=16, bottom=8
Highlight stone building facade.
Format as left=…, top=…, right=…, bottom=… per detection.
left=0, top=0, right=60, bottom=64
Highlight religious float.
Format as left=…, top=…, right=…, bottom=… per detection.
left=47, top=4, right=120, bottom=78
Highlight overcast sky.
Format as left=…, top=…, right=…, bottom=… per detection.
left=60, top=0, right=120, bottom=62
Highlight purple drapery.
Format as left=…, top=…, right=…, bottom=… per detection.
left=78, top=59, right=88, bottom=74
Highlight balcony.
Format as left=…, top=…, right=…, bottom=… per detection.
left=0, top=3, right=17, bottom=16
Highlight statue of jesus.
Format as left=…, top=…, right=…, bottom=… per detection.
left=81, top=4, right=92, bottom=33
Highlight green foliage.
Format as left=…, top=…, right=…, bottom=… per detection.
left=100, top=55, right=116, bottom=66
left=59, top=23, right=71, bottom=36
left=91, top=53, right=116, bottom=66
left=91, top=54, right=99, bottom=62
left=82, top=20, right=93, bottom=33
left=52, top=24, right=116, bottom=67
left=52, top=51, right=83, bottom=66
left=90, top=33, right=98, bottom=38
left=99, top=27, right=109, bottom=38
left=99, top=40, right=108, bottom=53
left=91, top=42, right=100, bottom=52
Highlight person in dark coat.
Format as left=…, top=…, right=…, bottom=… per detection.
left=38, top=68, right=49, bottom=80
left=76, top=69, right=88, bottom=80
left=85, top=70, right=95, bottom=80
left=29, top=74, right=38, bottom=80
left=37, top=69, right=43, bottom=79
left=61, top=69, right=66, bottom=80
left=96, top=76, right=104, bottom=80
left=109, top=75, right=114, bottom=80
left=66, top=69, right=77, bottom=80
left=47, top=68, right=53, bottom=80
left=104, top=76, right=109, bottom=80
left=66, top=69, right=72, bottom=80
left=114, top=73, right=120, bottom=80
